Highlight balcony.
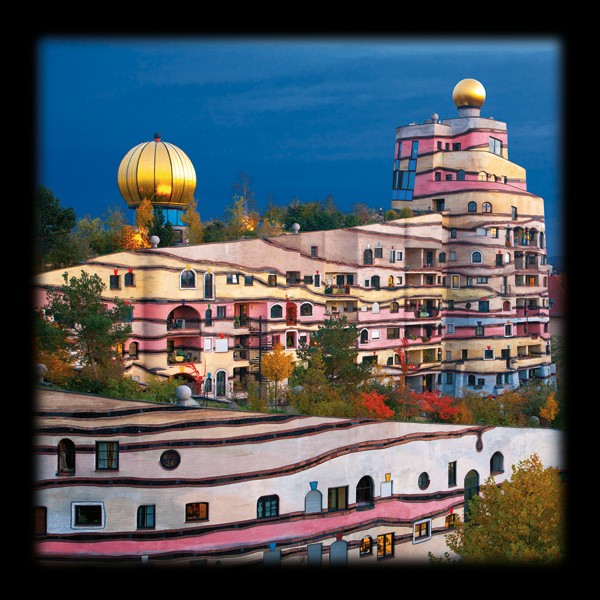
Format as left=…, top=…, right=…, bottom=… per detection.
left=413, top=308, right=440, bottom=319
left=324, top=285, right=352, bottom=296
left=168, top=350, right=200, bottom=364
left=167, top=319, right=201, bottom=335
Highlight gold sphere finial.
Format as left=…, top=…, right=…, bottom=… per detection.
left=452, top=78, right=486, bottom=108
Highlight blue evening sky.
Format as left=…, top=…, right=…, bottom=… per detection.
left=36, top=35, right=564, bottom=257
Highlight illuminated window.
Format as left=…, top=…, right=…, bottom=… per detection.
left=413, top=519, right=431, bottom=543
left=186, top=502, right=208, bottom=522
left=377, top=532, right=394, bottom=558
left=359, top=536, right=373, bottom=557
left=445, top=514, right=456, bottom=528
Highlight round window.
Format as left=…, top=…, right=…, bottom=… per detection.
left=160, top=449, right=181, bottom=470
left=418, top=472, right=430, bottom=490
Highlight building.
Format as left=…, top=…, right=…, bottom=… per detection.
left=33, top=78, right=556, bottom=400
left=32, top=386, right=565, bottom=567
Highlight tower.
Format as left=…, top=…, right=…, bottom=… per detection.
left=117, top=133, right=197, bottom=245
left=391, top=79, right=554, bottom=395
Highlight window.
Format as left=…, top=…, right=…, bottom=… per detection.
left=435, top=171, right=441, bottom=181
left=363, top=248, right=373, bottom=265
left=270, top=304, right=283, bottom=319
left=377, top=533, right=394, bottom=559
left=109, top=274, right=121, bottom=290
left=445, top=174, right=452, bottom=181
left=226, top=273, right=238, bottom=284
left=446, top=323, right=455, bottom=334
left=490, top=227, right=499, bottom=238
left=310, top=245, right=318, bottom=257
left=128, top=342, right=138, bottom=358
left=450, top=228, right=457, bottom=238
left=314, top=273, right=321, bottom=287
left=468, top=374, right=476, bottom=386
left=478, top=300, right=489, bottom=312
left=456, top=168, right=465, bottom=179
left=413, top=519, right=432, bottom=543
left=160, top=449, right=181, bottom=470
left=217, top=306, right=226, bottom=319
left=268, top=274, right=277, bottom=287
left=286, top=271, right=301, bottom=285
left=451, top=275, right=460, bottom=289
left=483, top=349, right=494, bottom=360
left=438, top=252, right=446, bottom=262
left=448, top=461, right=457, bottom=486
left=490, top=451, right=504, bottom=474
left=418, top=472, right=430, bottom=490
left=124, top=271, right=135, bottom=287
left=186, top=502, right=208, bottom=522
left=96, top=442, right=118, bottom=470
left=244, top=275, right=254, bottom=286
left=180, top=269, right=196, bottom=289
left=257, top=495, right=279, bottom=519
left=303, top=275, right=314, bottom=285
left=390, top=301, right=399, bottom=313
left=204, top=308, right=213, bottom=327
left=446, top=372, right=454, bottom=384
left=34, top=506, right=47, bottom=535
left=73, top=502, right=104, bottom=528
left=137, top=505, right=155, bottom=530
left=57, top=438, right=75, bottom=474
left=511, top=206, right=518, bottom=219
left=360, top=329, right=369, bottom=344
left=445, top=513, right=456, bottom=528
left=453, top=143, right=462, bottom=151
left=472, top=251, right=482, bottom=263
left=476, top=227, right=487, bottom=236
left=468, top=201, right=477, bottom=213
left=449, top=251, right=456, bottom=261
left=300, top=302, right=313, bottom=317
left=359, top=536, right=373, bottom=557
left=374, top=246, right=383, bottom=259
left=328, top=486, right=348, bottom=511
left=482, top=202, right=492, bottom=213
left=489, top=137, right=502, bottom=155
left=203, top=272, right=214, bottom=299
left=475, top=324, right=484, bottom=337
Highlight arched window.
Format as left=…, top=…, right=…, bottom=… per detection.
left=356, top=476, right=375, bottom=509
left=128, top=342, right=138, bottom=358
left=467, top=374, right=476, bottom=386
left=468, top=201, right=477, bottom=212
left=471, top=251, right=482, bottom=263
left=464, top=470, right=480, bottom=521
left=390, top=301, right=399, bottom=313
left=539, top=231, right=545, bottom=249
left=496, top=373, right=503, bottom=385
left=490, top=451, right=504, bottom=474
left=57, top=439, right=75, bottom=474
left=482, top=202, right=492, bottom=213
left=203, top=272, right=214, bottom=299
left=478, top=171, right=487, bottom=181
left=360, top=329, right=369, bottom=344
left=180, top=269, right=196, bottom=289
left=438, top=252, right=446, bottom=262
left=216, top=370, right=227, bottom=397
left=257, top=495, right=279, bottom=519
left=204, top=376, right=212, bottom=394
left=270, top=304, right=283, bottom=319
left=300, top=302, right=313, bottom=317
left=457, top=169, right=465, bottom=181
left=503, top=300, right=511, bottom=311
left=286, top=302, right=297, bottom=325
left=363, top=248, right=373, bottom=265
left=370, top=275, right=380, bottom=290
left=205, top=308, right=213, bottom=327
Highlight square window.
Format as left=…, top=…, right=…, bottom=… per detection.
left=327, top=486, right=348, bottom=511
left=96, top=442, right=119, bottom=470
left=186, top=502, right=208, bottom=522
left=377, top=532, right=394, bottom=558
left=72, top=502, right=104, bottom=528
left=413, top=519, right=431, bottom=543
left=137, top=505, right=155, bottom=529
left=244, top=275, right=254, bottom=286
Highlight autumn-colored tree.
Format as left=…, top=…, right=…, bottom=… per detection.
left=261, top=342, right=294, bottom=405
left=392, top=339, right=420, bottom=420
left=355, top=390, right=395, bottom=420
left=539, top=391, right=559, bottom=426
left=135, top=198, right=155, bottom=239
left=412, top=390, right=460, bottom=422
left=442, top=453, right=565, bottom=564
left=181, top=197, right=204, bottom=245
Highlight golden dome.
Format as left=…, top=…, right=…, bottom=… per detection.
left=117, top=133, right=196, bottom=209
left=452, top=78, right=486, bottom=108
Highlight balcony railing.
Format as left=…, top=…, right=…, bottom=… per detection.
left=168, top=351, right=201, bottom=364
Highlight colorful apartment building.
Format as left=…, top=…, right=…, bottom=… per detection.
left=33, top=78, right=555, bottom=400
left=32, top=386, right=565, bottom=566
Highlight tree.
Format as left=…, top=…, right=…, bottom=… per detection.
left=539, top=391, right=560, bottom=426
left=261, top=342, right=294, bottom=405
left=412, top=390, right=460, bottom=422
left=181, top=197, right=204, bottom=245
left=442, top=453, right=565, bottom=564
left=42, top=270, right=132, bottom=379
left=148, top=206, right=174, bottom=247
left=294, top=314, right=371, bottom=394
left=355, top=390, right=394, bottom=420
left=34, top=185, right=77, bottom=271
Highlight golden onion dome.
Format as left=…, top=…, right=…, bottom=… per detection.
left=452, top=78, right=486, bottom=108
left=117, top=133, right=197, bottom=209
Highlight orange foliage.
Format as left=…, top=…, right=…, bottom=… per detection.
left=356, top=390, right=395, bottom=420
left=412, top=390, right=460, bottom=422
